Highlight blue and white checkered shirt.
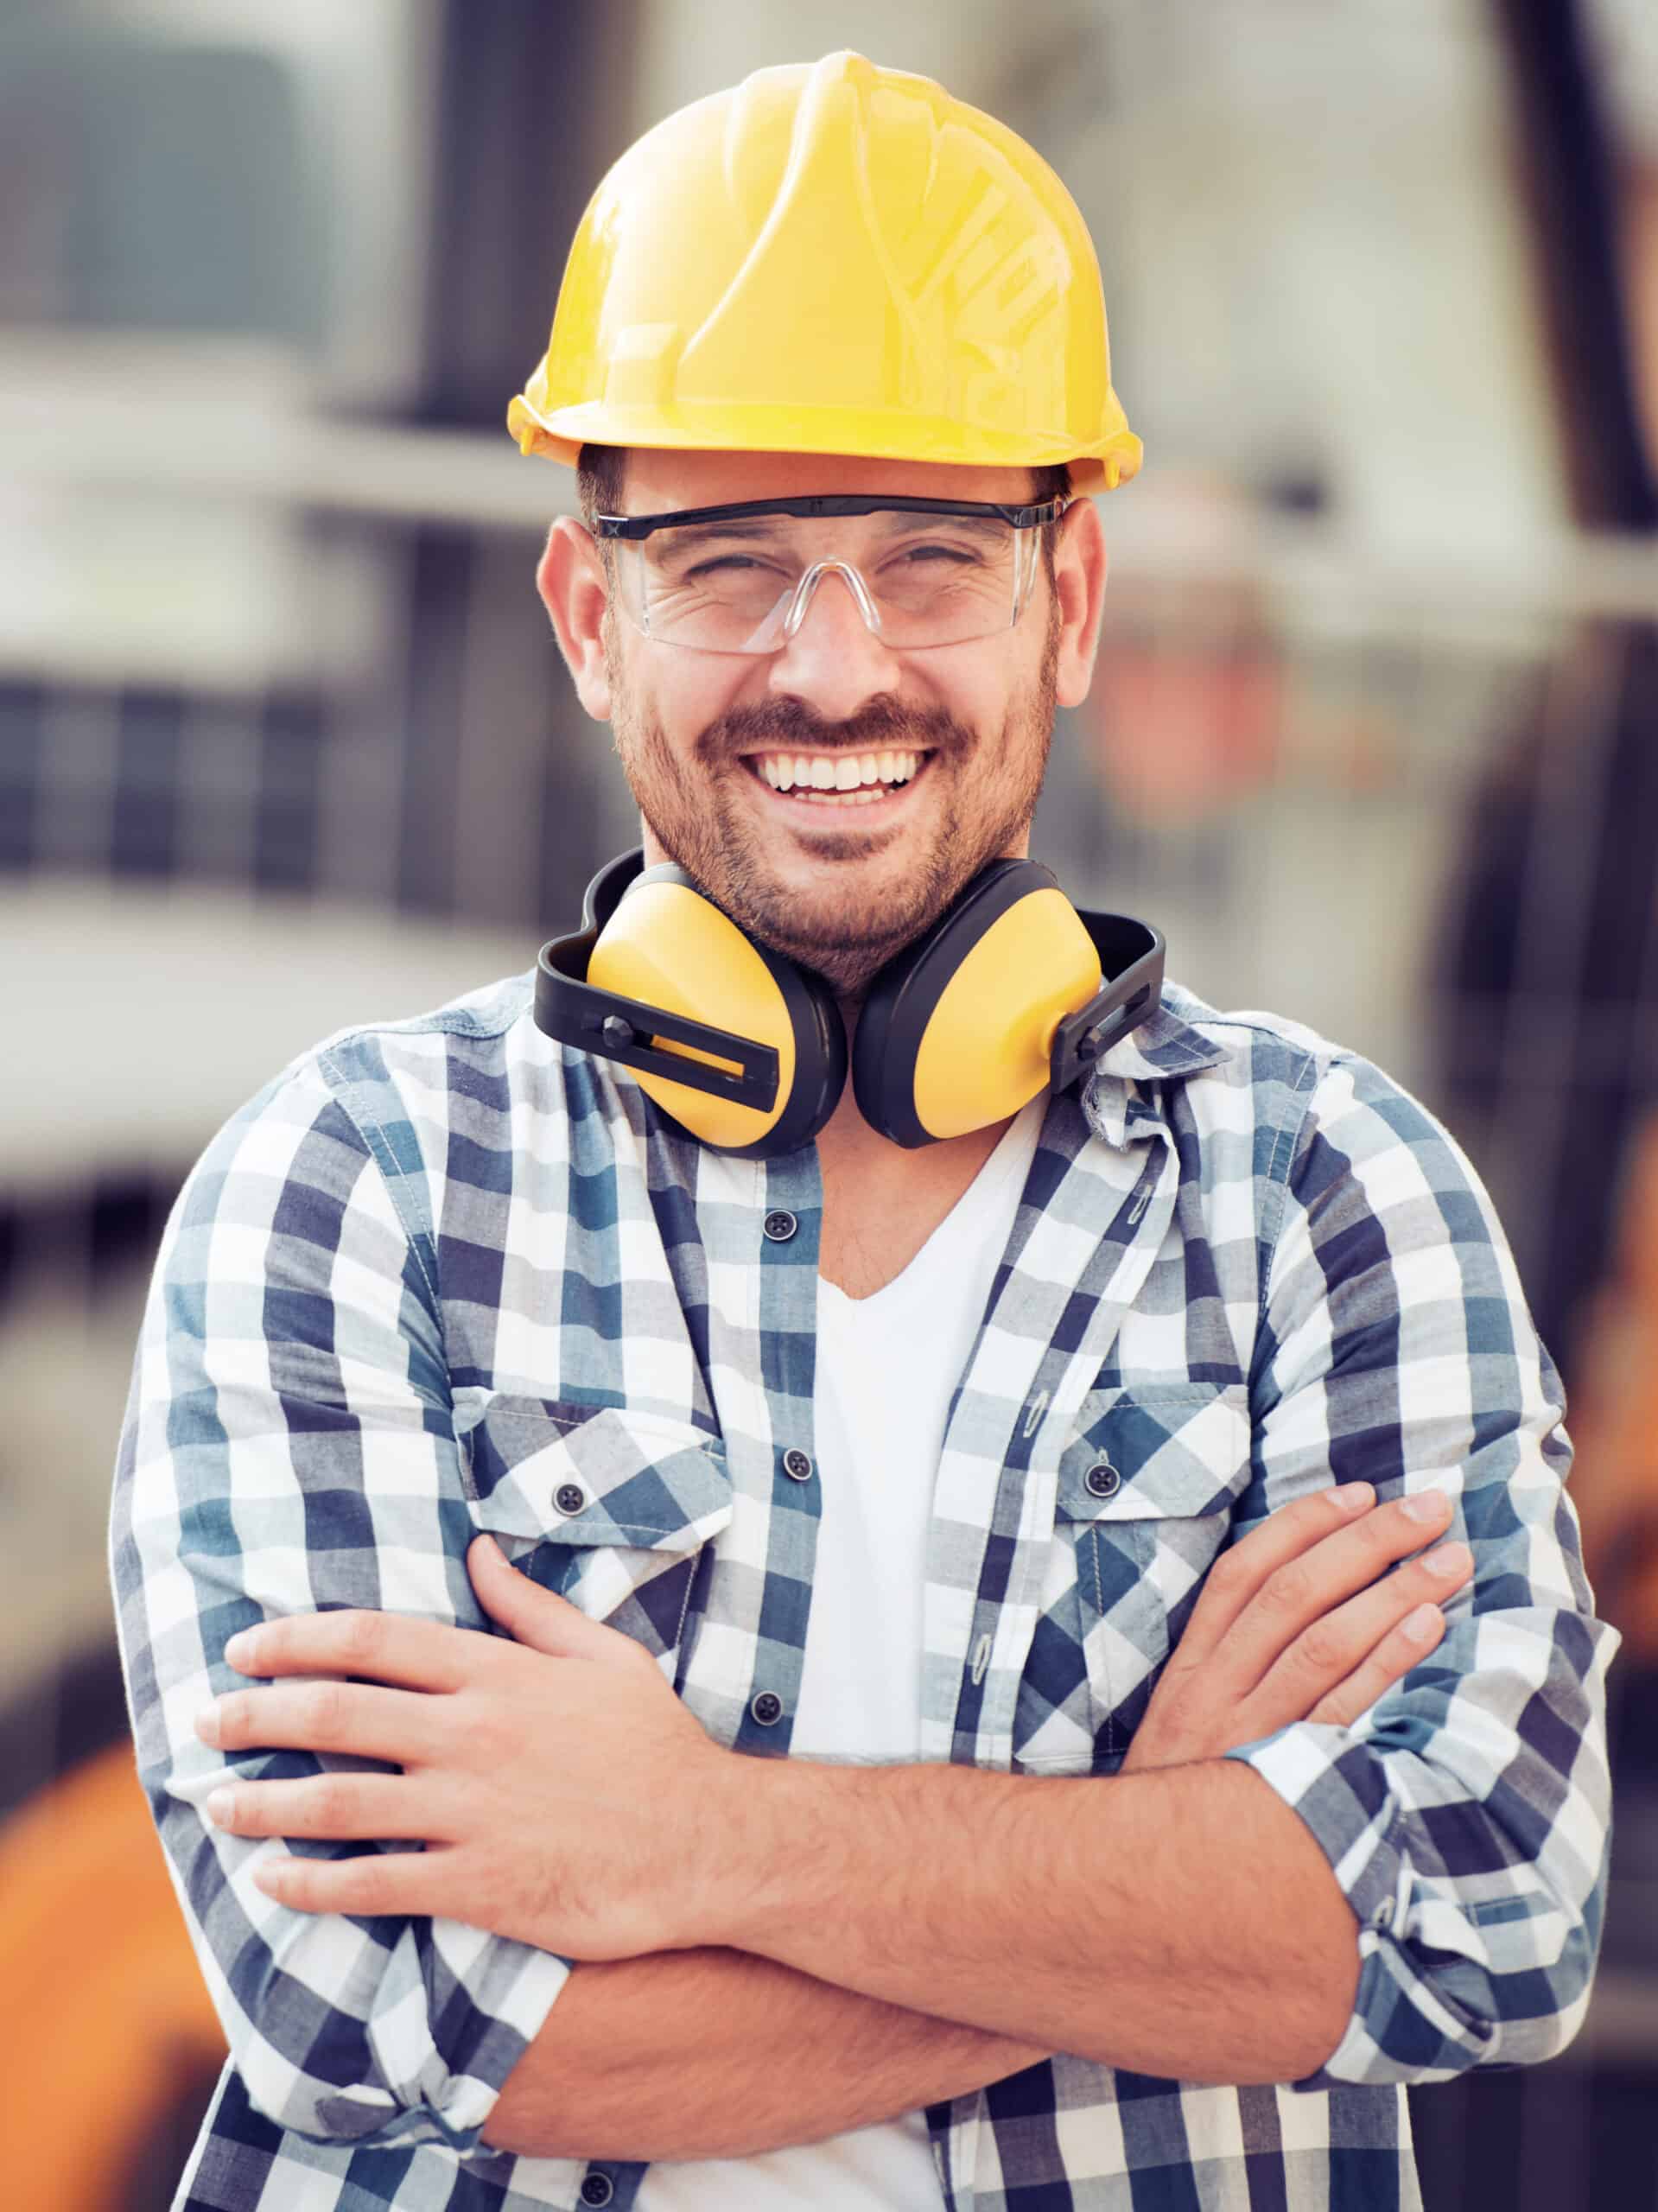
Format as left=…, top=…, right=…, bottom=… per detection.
left=110, top=967, right=1617, bottom=2211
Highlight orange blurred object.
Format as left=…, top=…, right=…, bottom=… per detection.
left=1566, top=1110, right=1658, bottom=1662
left=0, top=1740, right=225, bottom=2209
left=1088, top=617, right=1283, bottom=823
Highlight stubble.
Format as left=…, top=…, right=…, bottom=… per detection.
left=605, top=604, right=1061, bottom=995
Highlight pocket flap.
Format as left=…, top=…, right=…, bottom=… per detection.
left=459, top=1396, right=733, bottom=1548
left=1058, top=1382, right=1250, bottom=1520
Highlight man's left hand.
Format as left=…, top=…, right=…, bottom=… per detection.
left=194, top=1535, right=735, bottom=1960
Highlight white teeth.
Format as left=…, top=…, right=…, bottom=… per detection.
left=751, top=749, right=927, bottom=794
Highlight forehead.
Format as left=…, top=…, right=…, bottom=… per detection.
left=618, top=447, right=1042, bottom=516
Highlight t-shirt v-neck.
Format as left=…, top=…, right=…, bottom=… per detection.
left=794, top=1093, right=1045, bottom=1765
left=817, top=1090, right=1044, bottom=1324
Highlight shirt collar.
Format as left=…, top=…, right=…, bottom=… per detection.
left=1075, top=988, right=1235, bottom=1150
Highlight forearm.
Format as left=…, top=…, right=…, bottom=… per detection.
left=483, top=1943, right=1049, bottom=2161
left=708, top=1757, right=1359, bottom=2083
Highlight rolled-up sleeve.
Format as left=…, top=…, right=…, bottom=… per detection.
left=1224, top=1050, right=1619, bottom=2087
left=108, top=1050, right=572, bottom=2150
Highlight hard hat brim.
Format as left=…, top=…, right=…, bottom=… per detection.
left=507, top=395, right=1141, bottom=495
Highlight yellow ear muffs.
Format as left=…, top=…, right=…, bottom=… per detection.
left=852, top=861, right=1164, bottom=1147
left=536, top=851, right=846, bottom=1157
left=537, top=849, right=1162, bottom=1156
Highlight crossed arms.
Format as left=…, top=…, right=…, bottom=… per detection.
left=195, top=1487, right=1463, bottom=2162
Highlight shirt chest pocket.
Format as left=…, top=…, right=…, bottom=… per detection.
left=1016, top=1382, right=1251, bottom=1772
left=458, top=1396, right=734, bottom=1683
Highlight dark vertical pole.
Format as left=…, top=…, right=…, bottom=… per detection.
left=396, top=0, right=645, bottom=920
left=417, top=0, right=645, bottom=432
left=1490, top=0, right=1658, bottom=529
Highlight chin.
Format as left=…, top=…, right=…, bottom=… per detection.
left=734, top=870, right=949, bottom=994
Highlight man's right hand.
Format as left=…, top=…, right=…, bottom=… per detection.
left=1120, top=1481, right=1471, bottom=1775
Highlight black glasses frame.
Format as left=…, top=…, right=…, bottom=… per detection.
left=593, top=494, right=1069, bottom=541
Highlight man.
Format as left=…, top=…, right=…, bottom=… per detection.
left=112, top=53, right=1614, bottom=2212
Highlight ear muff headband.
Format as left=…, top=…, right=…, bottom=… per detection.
left=535, top=851, right=846, bottom=1157
left=854, top=860, right=1165, bottom=1147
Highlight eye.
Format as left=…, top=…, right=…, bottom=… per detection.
left=891, top=540, right=983, bottom=568
left=682, top=553, right=777, bottom=580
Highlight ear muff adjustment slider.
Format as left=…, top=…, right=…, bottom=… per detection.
left=1049, top=931, right=1163, bottom=1092
left=539, top=934, right=782, bottom=1111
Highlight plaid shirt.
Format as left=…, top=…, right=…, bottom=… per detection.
left=110, top=967, right=1617, bottom=2212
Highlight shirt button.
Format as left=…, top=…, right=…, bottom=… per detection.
left=580, top=2177, right=614, bottom=2208
left=1084, top=1462, right=1121, bottom=1499
left=782, top=1447, right=814, bottom=1483
left=750, top=1690, right=784, bottom=1726
left=555, top=1483, right=586, bottom=1515
left=763, top=1209, right=798, bottom=1243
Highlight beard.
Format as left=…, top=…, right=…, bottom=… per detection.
left=605, top=607, right=1061, bottom=995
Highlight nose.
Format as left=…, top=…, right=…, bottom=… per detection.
left=765, top=564, right=904, bottom=722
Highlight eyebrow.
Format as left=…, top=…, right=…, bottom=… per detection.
left=647, top=518, right=791, bottom=545
left=867, top=509, right=1007, bottom=543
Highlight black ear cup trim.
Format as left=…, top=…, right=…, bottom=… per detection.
left=853, top=860, right=1051, bottom=1147
left=533, top=847, right=848, bottom=1158
left=587, top=846, right=650, bottom=930
left=722, top=940, right=846, bottom=1160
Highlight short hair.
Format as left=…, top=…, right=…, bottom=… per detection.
left=575, top=443, right=628, bottom=530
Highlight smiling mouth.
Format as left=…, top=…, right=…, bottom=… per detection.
left=740, top=747, right=933, bottom=805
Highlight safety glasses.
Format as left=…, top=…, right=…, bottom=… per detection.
left=594, top=494, right=1065, bottom=655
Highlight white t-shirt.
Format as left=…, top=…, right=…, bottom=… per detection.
left=638, top=1100, right=1045, bottom=2211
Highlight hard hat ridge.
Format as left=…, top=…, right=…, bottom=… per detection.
left=509, top=51, right=1142, bottom=492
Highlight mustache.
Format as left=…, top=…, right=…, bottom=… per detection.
left=695, top=696, right=968, bottom=764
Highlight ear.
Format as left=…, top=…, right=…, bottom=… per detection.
left=537, top=516, right=615, bottom=721
left=1050, top=496, right=1109, bottom=711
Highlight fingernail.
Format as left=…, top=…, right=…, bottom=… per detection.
left=1426, top=1541, right=1472, bottom=1581
left=224, top=1630, right=253, bottom=1667
left=1401, top=1490, right=1451, bottom=1522
left=1333, top=1482, right=1375, bottom=1514
left=194, top=1704, right=221, bottom=1745
left=1404, top=1603, right=1441, bottom=1645
left=206, top=1787, right=235, bottom=1826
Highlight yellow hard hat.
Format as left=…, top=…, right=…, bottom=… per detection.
left=508, top=51, right=1141, bottom=493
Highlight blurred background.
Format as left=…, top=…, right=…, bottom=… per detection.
left=3, top=0, right=1656, bottom=2202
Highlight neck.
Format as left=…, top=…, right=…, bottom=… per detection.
left=814, top=997, right=1017, bottom=1296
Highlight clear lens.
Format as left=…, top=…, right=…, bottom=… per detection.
left=610, top=511, right=1040, bottom=653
